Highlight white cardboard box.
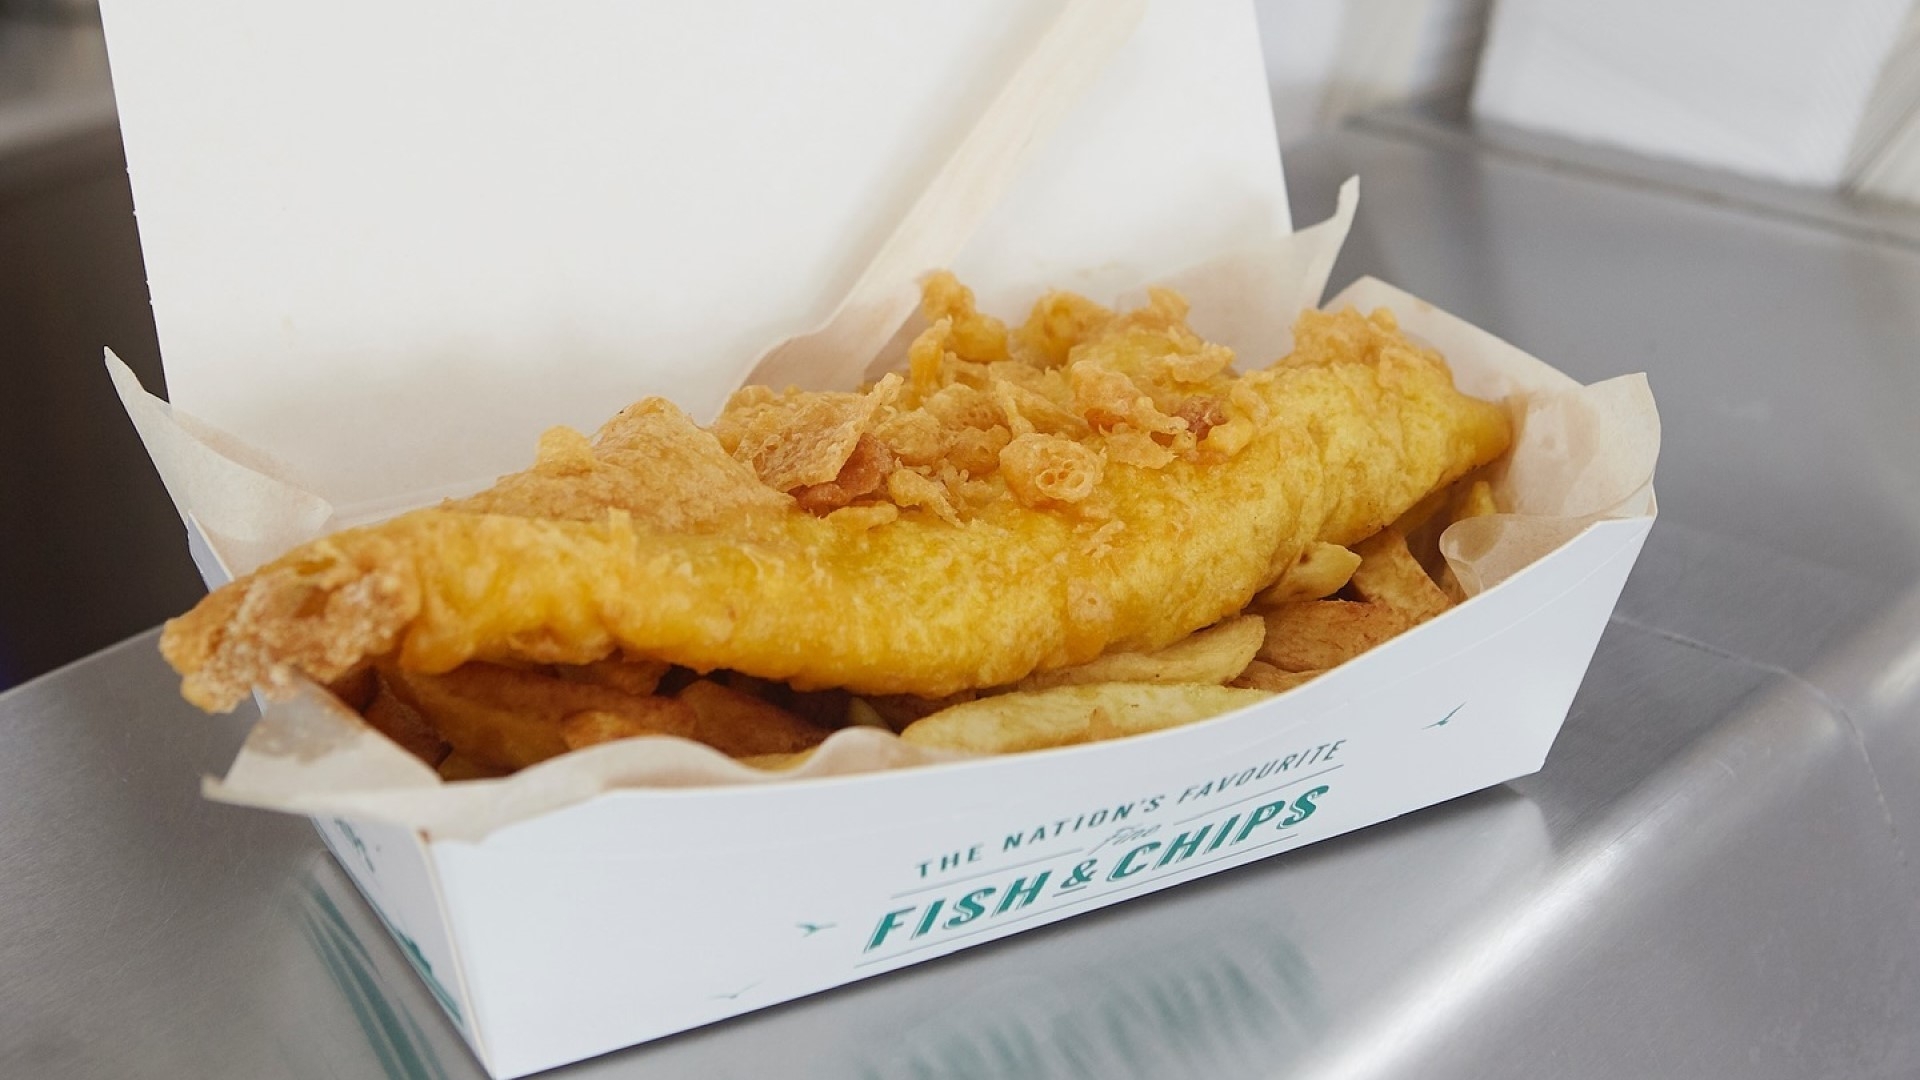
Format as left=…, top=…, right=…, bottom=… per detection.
left=99, top=2, right=1657, bottom=1075
left=1472, top=0, right=1914, bottom=188
left=306, top=507, right=1648, bottom=1077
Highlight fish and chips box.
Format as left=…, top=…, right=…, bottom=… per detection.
left=99, top=1, right=1657, bottom=1075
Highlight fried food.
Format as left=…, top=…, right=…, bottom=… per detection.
left=676, top=678, right=825, bottom=753
left=1015, top=615, right=1265, bottom=691
left=1230, top=660, right=1322, bottom=694
left=382, top=662, right=826, bottom=772
left=411, top=472, right=1499, bottom=775
left=384, top=663, right=682, bottom=770
left=555, top=656, right=671, bottom=697
left=1244, top=479, right=1496, bottom=684
left=1347, top=529, right=1451, bottom=623
left=1253, top=541, right=1362, bottom=607
left=361, top=678, right=448, bottom=766
left=163, top=276, right=1510, bottom=722
left=899, top=683, right=1273, bottom=754
left=1256, top=600, right=1412, bottom=673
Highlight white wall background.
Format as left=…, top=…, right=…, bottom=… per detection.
left=1251, top=0, right=1920, bottom=206
left=1253, top=0, right=1491, bottom=147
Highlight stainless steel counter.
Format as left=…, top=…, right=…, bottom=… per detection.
left=6, top=122, right=1920, bottom=1079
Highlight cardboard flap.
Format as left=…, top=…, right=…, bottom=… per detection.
left=101, top=0, right=1287, bottom=515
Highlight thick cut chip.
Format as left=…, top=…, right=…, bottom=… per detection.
left=1230, top=661, right=1324, bottom=693
left=383, top=662, right=704, bottom=771
left=560, top=709, right=663, bottom=752
left=845, top=697, right=889, bottom=729
left=361, top=678, right=449, bottom=766
left=1455, top=478, right=1497, bottom=521
left=326, top=666, right=379, bottom=712
left=555, top=656, right=671, bottom=697
left=899, top=683, right=1271, bottom=754
left=1017, top=616, right=1265, bottom=690
left=1255, top=542, right=1363, bottom=606
left=1349, top=530, right=1451, bottom=623
left=676, top=679, right=830, bottom=757
left=1257, top=601, right=1412, bottom=672
left=864, top=690, right=978, bottom=731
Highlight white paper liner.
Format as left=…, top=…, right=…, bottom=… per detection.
left=118, top=196, right=1656, bottom=840
left=108, top=354, right=336, bottom=575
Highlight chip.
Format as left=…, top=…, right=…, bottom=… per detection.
left=361, top=677, right=449, bottom=766
left=1016, top=616, right=1266, bottom=690
left=864, top=690, right=978, bottom=731
left=676, top=679, right=832, bottom=757
left=1254, top=542, right=1362, bottom=606
left=1257, top=600, right=1412, bottom=672
left=560, top=709, right=660, bottom=752
left=899, top=683, right=1271, bottom=754
left=325, top=666, right=379, bottom=713
left=845, top=697, right=889, bottom=729
left=1348, top=529, right=1451, bottom=623
left=351, top=474, right=1495, bottom=775
left=1406, top=474, right=1493, bottom=577
left=383, top=662, right=702, bottom=772
left=1455, top=478, right=1497, bottom=521
left=1230, top=660, right=1323, bottom=693
left=556, top=657, right=672, bottom=697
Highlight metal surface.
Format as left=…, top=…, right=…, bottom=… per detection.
left=6, top=124, right=1920, bottom=1078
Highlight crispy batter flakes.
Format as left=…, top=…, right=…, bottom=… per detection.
left=716, top=389, right=880, bottom=491
left=791, top=434, right=896, bottom=515
left=713, top=272, right=1280, bottom=523
left=999, top=433, right=1103, bottom=508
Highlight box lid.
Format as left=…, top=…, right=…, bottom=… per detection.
left=100, top=0, right=1288, bottom=514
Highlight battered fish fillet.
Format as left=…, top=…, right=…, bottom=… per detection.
left=162, top=276, right=1510, bottom=712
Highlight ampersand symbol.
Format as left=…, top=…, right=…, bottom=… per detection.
left=1064, top=859, right=1099, bottom=887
